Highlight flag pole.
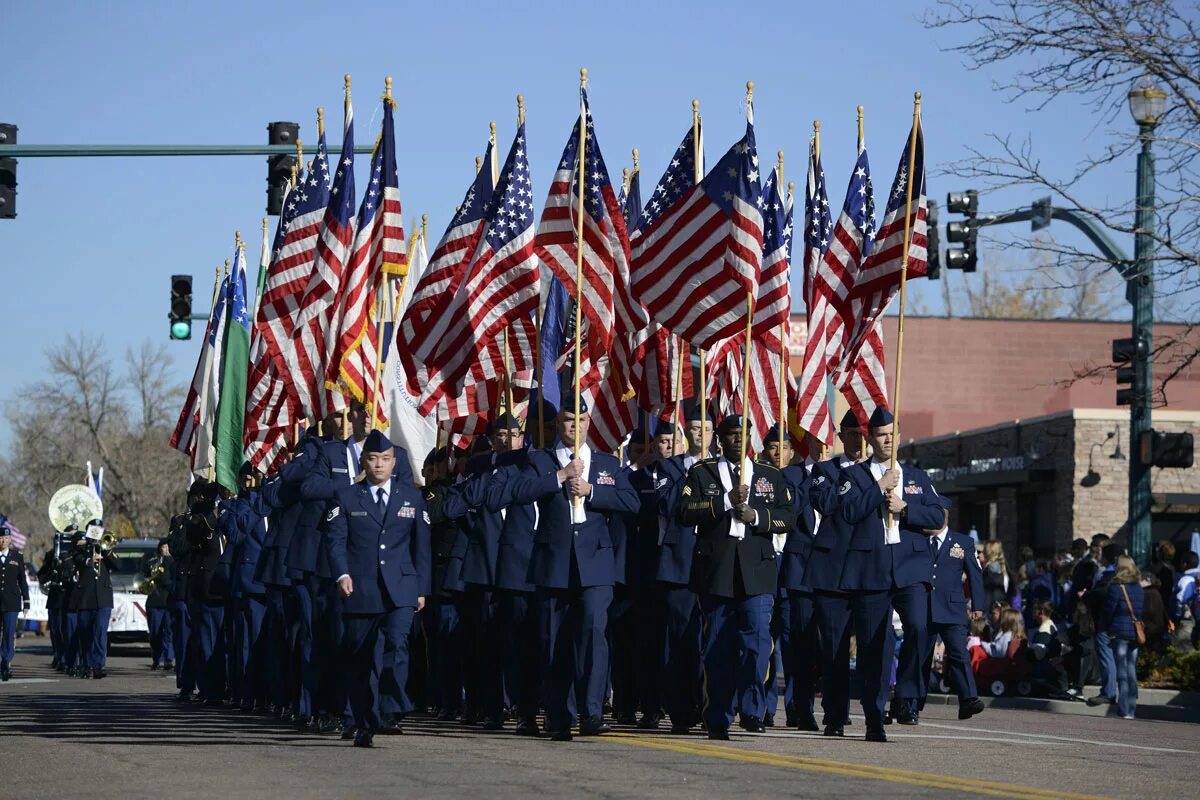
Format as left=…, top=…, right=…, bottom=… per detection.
left=572, top=67, right=588, bottom=493
left=488, top=119, right=514, bottom=416
left=692, top=98, right=705, bottom=457
left=888, top=93, right=921, bottom=492
left=776, top=150, right=788, bottom=463
left=367, top=77, right=397, bottom=430
left=738, top=82, right=755, bottom=470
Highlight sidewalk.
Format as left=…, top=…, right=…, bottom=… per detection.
left=925, top=687, right=1200, bottom=723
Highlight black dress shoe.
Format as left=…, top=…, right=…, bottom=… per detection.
left=579, top=717, right=611, bottom=736
left=958, top=698, right=985, bottom=720
left=92, top=668, right=106, bottom=680
left=550, top=728, right=574, bottom=742
left=896, top=708, right=919, bottom=726
left=353, top=730, right=374, bottom=748
left=707, top=729, right=730, bottom=740
left=762, top=714, right=775, bottom=728
left=515, top=718, right=541, bottom=737
left=865, top=726, right=888, bottom=743
left=341, top=726, right=357, bottom=740
left=795, top=715, right=820, bottom=732
left=822, top=725, right=844, bottom=737
left=637, top=714, right=661, bottom=730
left=378, top=717, right=405, bottom=735
left=738, top=716, right=764, bottom=733
left=1, top=668, right=10, bottom=682
left=317, top=714, right=340, bottom=734
left=150, top=663, right=159, bottom=671
left=162, top=661, right=174, bottom=671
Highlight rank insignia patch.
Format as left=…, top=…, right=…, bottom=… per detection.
left=949, top=543, right=965, bottom=559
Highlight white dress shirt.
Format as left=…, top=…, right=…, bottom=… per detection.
left=868, top=459, right=904, bottom=545
left=554, top=441, right=592, bottom=524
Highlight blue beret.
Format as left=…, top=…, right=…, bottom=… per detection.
left=558, top=395, right=589, bottom=416
left=363, top=429, right=393, bottom=454
left=533, top=398, right=558, bottom=421
left=840, top=409, right=861, bottom=430
left=868, top=406, right=894, bottom=429
left=716, top=414, right=742, bottom=435
left=654, top=420, right=678, bottom=439
left=629, top=427, right=649, bottom=443
left=683, top=402, right=702, bottom=423
left=763, top=424, right=789, bottom=444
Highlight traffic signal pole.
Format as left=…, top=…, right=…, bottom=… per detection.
left=1130, top=125, right=1157, bottom=566
left=0, top=144, right=375, bottom=156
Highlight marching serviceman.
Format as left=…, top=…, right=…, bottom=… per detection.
left=504, top=398, right=639, bottom=741
left=222, top=464, right=271, bottom=712
left=144, top=538, right=175, bottom=672
left=62, top=529, right=85, bottom=677
left=38, top=545, right=67, bottom=670
left=764, top=423, right=821, bottom=731
left=422, top=447, right=468, bottom=721
left=837, top=407, right=944, bottom=741
left=806, top=410, right=867, bottom=736
left=477, top=411, right=546, bottom=735
left=679, top=415, right=795, bottom=740
left=0, top=526, right=31, bottom=681
left=652, top=407, right=708, bottom=734
left=326, top=429, right=431, bottom=748
left=168, top=485, right=202, bottom=699
left=185, top=483, right=228, bottom=703
left=921, top=494, right=986, bottom=720
left=72, top=520, right=121, bottom=679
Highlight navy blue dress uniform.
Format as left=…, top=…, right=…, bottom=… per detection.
left=769, top=425, right=821, bottom=731
left=37, top=548, right=67, bottom=670
left=185, top=487, right=228, bottom=703
left=221, top=487, right=271, bottom=711
left=678, top=416, right=796, bottom=738
left=503, top=403, right=639, bottom=740
left=61, top=531, right=85, bottom=675
left=474, top=438, right=544, bottom=733
left=0, top=534, right=30, bottom=680
left=71, top=526, right=121, bottom=678
left=837, top=407, right=944, bottom=739
left=167, top=501, right=198, bottom=696
left=143, top=546, right=175, bottom=670
left=423, top=469, right=468, bottom=720
left=651, top=444, right=705, bottom=733
left=922, top=494, right=985, bottom=719
left=325, top=430, right=431, bottom=745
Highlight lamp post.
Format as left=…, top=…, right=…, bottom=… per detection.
left=1127, top=76, right=1167, bottom=567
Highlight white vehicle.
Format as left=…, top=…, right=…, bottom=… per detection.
left=106, top=538, right=159, bottom=643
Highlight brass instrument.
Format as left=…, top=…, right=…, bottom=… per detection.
left=141, top=556, right=167, bottom=595
left=99, top=530, right=118, bottom=554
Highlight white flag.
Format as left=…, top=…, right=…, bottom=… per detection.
left=386, top=226, right=437, bottom=481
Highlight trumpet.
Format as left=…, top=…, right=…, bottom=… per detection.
left=99, top=530, right=118, bottom=554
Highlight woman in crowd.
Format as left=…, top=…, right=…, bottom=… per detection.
left=978, top=607, right=1025, bottom=659
left=1100, top=555, right=1144, bottom=720
left=982, top=541, right=1011, bottom=611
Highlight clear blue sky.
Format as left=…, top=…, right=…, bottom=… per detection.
left=0, top=0, right=1151, bottom=448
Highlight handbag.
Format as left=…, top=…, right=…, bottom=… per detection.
left=1120, top=585, right=1147, bottom=647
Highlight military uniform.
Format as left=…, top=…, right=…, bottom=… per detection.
left=37, top=551, right=66, bottom=669
left=166, top=510, right=195, bottom=695
left=679, top=450, right=795, bottom=736
left=775, top=456, right=820, bottom=730
left=72, top=537, right=121, bottom=677
left=221, top=491, right=271, bottom=710
left=423, top=479, right=468, bottom=719
left=143, top=550, right=175, bottom=669
left=186, top=493, right=228, bottom=702
left=0, top=542, right=30, bottom=679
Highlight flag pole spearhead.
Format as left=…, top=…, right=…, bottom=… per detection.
left=580, top=67, right=588, bottom=89
left=517, top=94, right=525, bottom=125
left=316, top=107, right=325, bottom=138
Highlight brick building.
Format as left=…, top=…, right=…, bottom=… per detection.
left=781, top=315, right=1200, bottom=555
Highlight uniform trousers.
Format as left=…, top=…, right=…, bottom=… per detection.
left=700, top=593, right=773, bottom=732
left=1, top=610, right=17, bottom=667
left=171, top=600, right=194, bottom=692
left=539, top=584, right=613, bottom=730
left=147, top=606, right=174, bottom=666
left=923, top=621, right=977, bottom=705
left=850, top=584, right=930, bottom=725
left=763, top=593, right=790, bottom=721
left=608, top=586, right=637, bottom=718
left=461, top=585, right=496, bottom=718
left=781, top=590, right=820, bottom=723
left=292, top=578, right=318, bottom=718
left=76, top=607, right=112, bottom=670
left=422, top=597, right=463, bottom=713
left=660, top=584, right=703, bottom=726
left=47, top=605, right=62, bottom=664
left=813, top=591, right=852, bottom=727
left=495, top=589, right=540, bottom=720
left=190, top=601, right=225, bottom=701
left=62, top=609, right=79, bottom=670
left=263, top=588, right=294, bottom=712
left=235, top=594, right=268, bottom=708
left=342, top=605, right=415, bottom=734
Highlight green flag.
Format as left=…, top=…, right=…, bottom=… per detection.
left=214, top=242, right=251, bottom=491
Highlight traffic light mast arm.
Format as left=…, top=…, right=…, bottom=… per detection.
left=973, top=204, right=1134, bottom=279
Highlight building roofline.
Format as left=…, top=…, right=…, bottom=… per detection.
left=903, top=407, right=1200, bottom=447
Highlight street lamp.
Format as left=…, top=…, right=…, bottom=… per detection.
left=1126, top=75, right=1166, bottom=566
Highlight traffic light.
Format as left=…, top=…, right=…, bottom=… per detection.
left=266, top=121, right=299, bottom=216
left=170, top=274, right=193, bottom=340
left=0, top=123, right=16, bottom=220
left=1112, top=336, right=1149, bottom=406
left=925, top=200, right=941, bottom=279
left=1139, top=430, right=1194, bottom=469
left=945, top=190, right=978, bottom=272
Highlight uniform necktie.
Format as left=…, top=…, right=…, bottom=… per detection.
left=376, top=487, right=387, bottom=515
left=930, top=535, right=939, bottom=563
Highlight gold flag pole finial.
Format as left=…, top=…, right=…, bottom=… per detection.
left=235, top=230, right=241, bottom=247
left=632, top=147, right=639, bottom=174
left=475, top=156, right=482, bottom=175
left=746, top=81, right=754, bottom=103
left=290, top=161, right=298, bottom=187
left=224, top=258, right=231, bottom=277
left=622, top=167, right=630, bottom=195
left=489, top=121, right=497, bottom=144
left=787, top=180, right=795, bottom=200
left=262, top=217, right=269, bottom=236
left=580, top=67, right=588, bottom=88
left=385, top=76, right=393, bottom=101
left=421, top=213, right=428, bottom=244
left=517, top=94, right=525, bottom=126
left=813, top=120, right=821, bottom=161
left=296, top=137, right=304, bottom=170
left=344, top=74, right=352, bottom=117
left=316, top=107, right=325, bottom=138
left=776, top=150, right=784, bottom=185
left=857, top=105, right=865, bottom=146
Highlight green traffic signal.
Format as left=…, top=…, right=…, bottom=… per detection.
left=171, top=320, right=192, bottom=340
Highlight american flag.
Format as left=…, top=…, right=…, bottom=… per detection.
left=244, top=179, right=306, bottom=473
left=836, top=121, right=928, bottom=401
left=631, top=102, right=763, bottom=351
left=397, top=139, right=495, bottom=395
left=794, top=139, right=836, bottom=446
left=628, top=127, right=698, bottom=412
left=190, top=271, right=230, bottom=479
left=171, top=271, right=227, bottom=459
left=257, top=127, right=331, bottom=406
left=327, top=97, right=405, bottom=425
left=416, top=122, right=539, bottom=417
left=0, top=516, right=26, bottom=550
left=292, top=99, right=356, bottom=420
left=534, top=88, right=631, bottom=390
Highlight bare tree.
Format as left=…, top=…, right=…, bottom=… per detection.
left=927, top=0, right=1199, bottom=399
left=2, top=334, right=188, bottom=556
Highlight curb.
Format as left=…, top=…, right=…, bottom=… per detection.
left=924, top=692, right=1200, bottom=723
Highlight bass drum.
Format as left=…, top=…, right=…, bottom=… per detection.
left=48, top=484, right=104, bottom=533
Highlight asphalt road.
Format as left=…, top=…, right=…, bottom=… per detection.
left=1, top=641, right=1195, bottom=800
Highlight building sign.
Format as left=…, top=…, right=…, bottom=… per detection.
left=927, top=455, right=1027, bottom=482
